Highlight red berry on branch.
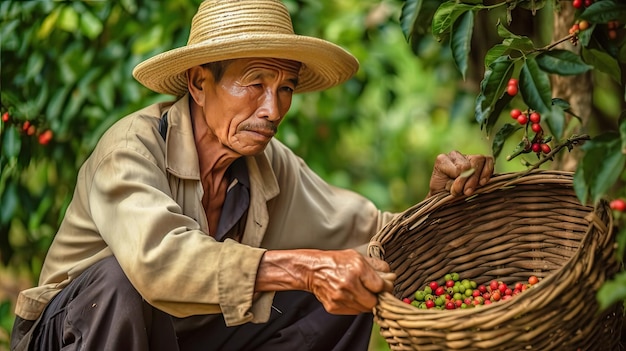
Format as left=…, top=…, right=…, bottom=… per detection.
left=610, top=199, right=626, bottom=212
left=1, top=112, right=8, bottom=122
left=506, top=84, right=518, bottom=96
left=508, top=78, right=518, bottom=86
left=540, top=143, right=551, bottom=154
left=529, top=112, right=541, bottom=123
left=510, top=109, right=522, bottom=119
left=584, top=0, right=593, bottom=7
left=532, top=143, right=541, bottom=153
left=531, top=123, right=542, bottom=133
left=27, top=125, right=36, bottom=136
left=22, top=121, right=31, bottom=131
left=38, top=130, right=53, bottom=145
left=572, top=0, right=582, bottom=8
left=578, top=20, right=590, bottom=31
left=517, top=115, right=528, bottom=125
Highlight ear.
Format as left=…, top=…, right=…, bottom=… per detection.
left=187, top=66, right=207, bottom=107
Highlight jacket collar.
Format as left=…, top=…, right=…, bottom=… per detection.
left=162, top=94, right=279, bottom=200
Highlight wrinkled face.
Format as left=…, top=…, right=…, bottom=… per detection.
left=201, top=58, right=301, bottom=156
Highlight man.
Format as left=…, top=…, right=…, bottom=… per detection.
left=11, top=0, right=494, bottom=350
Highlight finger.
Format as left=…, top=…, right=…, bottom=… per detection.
left=462, top=156, right=486, bottom=196
left=479, top=156, right=495, bottom=185
left=366, top=257, right=391, bottom=273
left=377, top=271, right=396, bottom=292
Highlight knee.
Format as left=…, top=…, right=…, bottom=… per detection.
left=83, top=256, right=141, bottom=301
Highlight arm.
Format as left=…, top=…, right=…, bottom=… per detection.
left=256, top=249, right=394, bottom=314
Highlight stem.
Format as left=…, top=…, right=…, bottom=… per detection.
left=521, top=134, right=591, bottom=174
left=533, top=33, right=577, bottom=53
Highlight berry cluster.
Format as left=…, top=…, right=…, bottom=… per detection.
left=1, top=112, right=53, bottom=145
left=608, top=21, right=621, bottom=40
left=510, top=108, right=551, bottom=155
left=572, top=0, right=592, bottom=9
left=401, top=273, right=540, bottom=310
left=610, top=199, right=626, bottom=212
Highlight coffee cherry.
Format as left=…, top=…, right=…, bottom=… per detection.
left=540, top=143, right=551, bottom=154
left=578, top=20, right=590, bottom=31
left=402, top=297, right=411, bottom=304
left=1, top=112, right=8, bottom=122
left=569, top=23, right=580, bottom=35
left=517, top=115, right=528, bottom=125
left=22, top=120, right=31, bottom=132
left=508, top=78, right=518, bottom=86
left=425, top=300, right=435, bottom=309
left=506, top=84, right=518, bottom=96
left=572, top=0, right=582, bottom=8
left=27, top=125, right=36, bottom=136
left=609, top=29, right=617, bottom=40
left=529, top=112, right=541, bottom=123
left=429, top=281, right=439, bottom=291
left=531, top=123, right=542, bottom=133
left=528, top=276, right=539, bottom=285
left=510, top=109, right=522, bottom=119
left=584, top=0, right=592, bottom=6
left=532, top=143, right=541, bottom=153
left=38, top=130, right=53, bottom=145
left=610, top=199, right=626, bottom=212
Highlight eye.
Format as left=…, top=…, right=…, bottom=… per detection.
left=280, top=86, right=294, bottom=93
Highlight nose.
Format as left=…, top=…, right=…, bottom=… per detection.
left=258, top=91, right=281, bottom=121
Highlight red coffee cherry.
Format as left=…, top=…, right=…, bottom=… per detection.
left=1, top=112, right=8, bottom=122
left=531, top=123, right=542, bottom=133
left=540, top=143, right=551, bottom=154
left=510, top=109, right=522, bottom=119
left=38, top=130, right=53, bottom=145
left=529, top=112, right=541, bottom=123
left=610, top=199, right=626, bottom=212
left=517, top=115, right=528, bottom=125
left=531, top=143, right=541, bottom=153
left=572, top=0, right=582, bottom=8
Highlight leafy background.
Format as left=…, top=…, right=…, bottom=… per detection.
left=1, top=0, right=625, bottom=350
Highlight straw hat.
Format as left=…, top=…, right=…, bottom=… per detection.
left=132, top=0, right=359, bottom=96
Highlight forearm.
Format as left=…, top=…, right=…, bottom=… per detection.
left=254, top=249, right=320, bottom=292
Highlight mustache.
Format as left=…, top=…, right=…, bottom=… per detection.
left=239, top=121, right=278, bottom=134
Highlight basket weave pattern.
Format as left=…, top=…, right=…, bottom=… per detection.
left=368, top=170, right=623, bottom=350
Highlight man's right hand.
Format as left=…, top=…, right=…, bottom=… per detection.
left=256, top=249, right=395, bottom=314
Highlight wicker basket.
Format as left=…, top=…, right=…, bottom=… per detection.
left=368, top=170, right=623, bottom=350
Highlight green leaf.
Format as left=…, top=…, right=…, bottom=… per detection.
left=579, top=133, right=626, bottom=205
left=97, top=75, right=115, bottom=111
left=475, top=56, right=516, bottom=127
left=492, top=123, right=522, bottom=158
left=400, top=0, right=421, bottom=41
left=484, top=44, right=510, bottom=68
left=598, top=271, right=626, bottom=311
left=431, top=1, right=474, bottom=42
left=619, top=113, right=626, bottom=153
left=450, top=10, right=474, bottom=80
left=2, top=125, right=21, bottom=158
left=58, top=6, right=79, bottom=33
left=519, top=57, right=552, bottom=113
left=496, top=21, right=520, bottom=39
left=573, top=165, right=588, bottom=205
left=543, top=105, right=565, bottom=141
left=0, top=181, right=18, bottom=225
left=580, top=0, right=626, bottom=24
left=536, top=50, right=593, bottom=76
left=582, top=48, right=621, bottom=84
left=80, top=10, right=103, bottom=40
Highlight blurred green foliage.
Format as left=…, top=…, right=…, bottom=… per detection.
left=0, top=0, right=502, bottom=348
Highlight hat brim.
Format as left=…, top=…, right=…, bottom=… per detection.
left=132, top=33, right=359, bottom=96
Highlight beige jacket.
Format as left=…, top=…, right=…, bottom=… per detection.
left=15, top=94, right=395, bottom=326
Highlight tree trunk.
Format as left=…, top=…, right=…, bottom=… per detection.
left=550, top=5, right=592, bottom=171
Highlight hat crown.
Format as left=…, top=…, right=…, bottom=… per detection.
left=188, top=0, right=295, bottom=45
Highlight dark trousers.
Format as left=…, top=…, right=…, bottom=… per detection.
left=11, top=256, right=373, bottom=351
